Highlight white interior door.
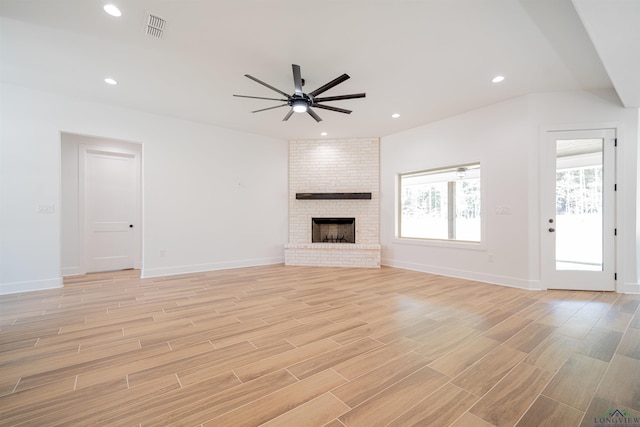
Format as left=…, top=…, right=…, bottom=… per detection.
left=82, top=147, right=140, bottom=273
left=541, top=129, right=616, bottom=291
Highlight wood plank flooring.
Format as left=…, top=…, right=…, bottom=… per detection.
left=1, top=265, right=639, bottom=426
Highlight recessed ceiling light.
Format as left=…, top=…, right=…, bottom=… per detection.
left=104, top=78, right=118, bottom=85
left=391, top=113, right=400, bottom=118
left=491, top=75, right=505, bottom=83
left=320, top=132, right=328, bottom=136
left=103, top=4, right=121, bottom=17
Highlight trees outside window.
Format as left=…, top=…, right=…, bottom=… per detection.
left=399, top=164, right=481, bottom=242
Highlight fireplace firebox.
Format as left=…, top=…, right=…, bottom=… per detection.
left=312, top=218, right=355, bottom=243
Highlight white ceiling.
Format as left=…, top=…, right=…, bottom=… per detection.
left=1, top=0, right=638, bottom=141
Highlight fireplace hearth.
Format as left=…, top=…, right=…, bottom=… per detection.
left=312, top=218, right=355, bottom=243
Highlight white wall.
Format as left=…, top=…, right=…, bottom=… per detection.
left=381, top=96, right=535, bottom=288
left=0, top=83, right=288, bottom=294
left=381, top=90, right=639, bottom=292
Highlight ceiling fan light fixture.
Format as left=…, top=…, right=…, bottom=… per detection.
left=292, top=99, right=308, bottom=113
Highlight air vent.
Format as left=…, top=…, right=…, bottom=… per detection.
left=145, top=13, right=166, bottom=39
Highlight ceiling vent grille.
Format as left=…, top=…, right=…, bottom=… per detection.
left=145, top=14, right=166, bottom=39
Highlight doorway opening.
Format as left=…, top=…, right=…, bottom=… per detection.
left=60, top=133, right=142, bottom=277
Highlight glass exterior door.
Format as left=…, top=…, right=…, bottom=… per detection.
left=542, top=129, right=615, bottom=291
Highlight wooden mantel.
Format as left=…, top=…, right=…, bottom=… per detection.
left=295, top=192, right=372, bottom=200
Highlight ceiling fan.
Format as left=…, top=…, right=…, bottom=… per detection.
left=234, top=64, right=366, bottom=122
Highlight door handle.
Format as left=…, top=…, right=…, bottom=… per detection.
left=548, top=227, right=555, bottom=232
left=129, top=224, right=133, bottom=228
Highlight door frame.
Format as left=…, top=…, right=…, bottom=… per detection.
left=539, top=123, right=621, bottom=291
left=60, top=133, right=143, bottom=276
left=79, top=144, right=142, bottom=273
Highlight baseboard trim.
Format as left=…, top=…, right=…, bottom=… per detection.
left=381, top=258, right=541, bottom=290
left=61, top=266, right=84, bottom=277
left=141, top=257, right=284, bottom=279
left=0, top=277, right=63, bottom=295
left=618, top=282, right=640, bottom=294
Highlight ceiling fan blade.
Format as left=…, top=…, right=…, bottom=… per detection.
left=251, top=103, right=288, bottom=113
left=234, top=94, right=288, bottom=101
left=307, top=108, right=323, bottom=122
left=313, top=93, right=366, bottom=103
left=308, top=73, right=350, bottom=97
left=282, top=109, right=294, bottom=121
left=314, top=104, right=352, bottom=114
left=244, top=74, right=291, bottom=98
left=292, top=64, right=303, bottom=95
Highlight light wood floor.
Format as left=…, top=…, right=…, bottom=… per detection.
left=1, top=265, right=639, bottom=426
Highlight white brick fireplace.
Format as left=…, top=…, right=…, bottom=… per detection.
left=284, top=138, right=381, bottom=268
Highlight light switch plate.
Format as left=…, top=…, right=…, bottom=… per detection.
left=38, top=204, right=55, bottom=213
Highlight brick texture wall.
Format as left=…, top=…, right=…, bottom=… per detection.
left=285, top=138, right=381, bottom=267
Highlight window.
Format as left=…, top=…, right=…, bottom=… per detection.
left=399, top=163, right=481, bottom=242
left=555, top=141, right=603, bottom=270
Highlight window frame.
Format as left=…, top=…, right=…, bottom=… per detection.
left=395, top=162, right=485, bottom=249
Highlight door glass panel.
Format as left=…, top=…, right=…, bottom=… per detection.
left=555, top=138, right=603, bottom=271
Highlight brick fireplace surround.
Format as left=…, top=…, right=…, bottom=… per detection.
left=284, top=138, right=381, bottom=268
